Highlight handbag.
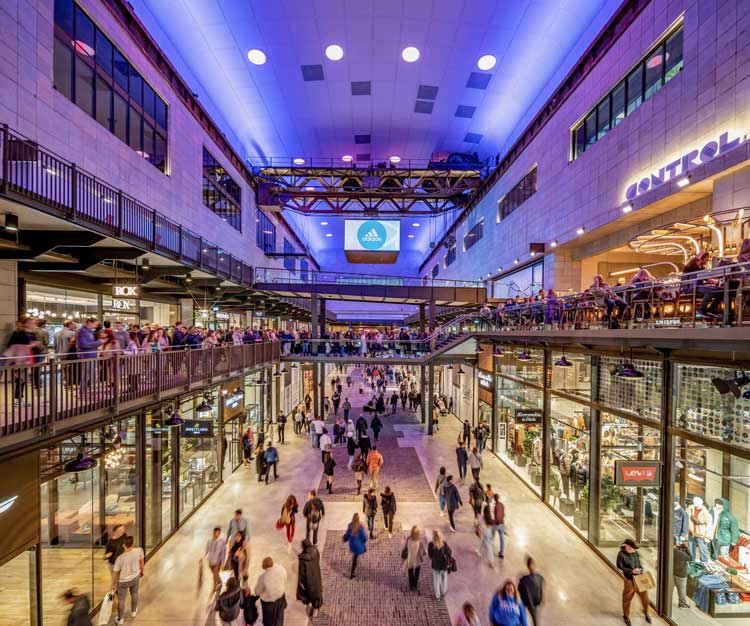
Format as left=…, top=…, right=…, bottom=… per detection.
left=401, top=545, right=408, bottom=560
left=97, top=592, right=114, bottom=625
left=633, top=571, right=655, bottom=592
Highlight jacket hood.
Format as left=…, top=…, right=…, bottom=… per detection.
left=717, top=497, right=731, bottom=514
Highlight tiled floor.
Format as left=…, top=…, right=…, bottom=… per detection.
left=79, top=365, right=668, bottom=626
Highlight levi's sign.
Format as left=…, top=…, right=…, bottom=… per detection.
left=614, top=460, right=661, bottom=487
left=625, top=131, right=748, bottom=201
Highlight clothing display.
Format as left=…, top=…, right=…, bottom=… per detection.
left=688, top=498, right=712, bottom=563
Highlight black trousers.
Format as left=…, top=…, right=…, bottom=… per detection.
left=350, top=554, right=359, bottom=577
left=447, top=509, right=456, bottom=530
left=261, top=595, right=286, bottom=626
left=278, top=425, right=285, bottom=443
left=306, top=519, right=319, bottom=545
left=525, top=603, right=539, bottom=626
left=408, top=566, right=421, bottom=590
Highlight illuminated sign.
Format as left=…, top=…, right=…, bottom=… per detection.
left=181, top=420, right=214, bottom=438
left=344, top=220, right=400, bottom=263
left=515, top=409, right=543, bottom=424
left=224, top=392, right=244, bottom=409
left=625, top=131, right=748, bottom=200
left=112, top=299, right=134, bottom=310
left=215, top=312, right=230, bottom=320
left=477, top=370, right=494, bottom=392
left=113, top=285, right=139, bottom=298
left=614, top=460, right=661, bottom=487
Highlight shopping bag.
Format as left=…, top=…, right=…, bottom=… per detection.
left=197, top=558, right=203, bottom=591
left=97, top=592, right=114, bottom=625
left=634, top=571, right=656, bottom=592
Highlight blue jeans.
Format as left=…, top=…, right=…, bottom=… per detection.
left=366, top=515, right=375, bottom=535
left=689, top=535, right=709, bottom=562
left=458, top=460, right=467, bottom=480
left=438, top=494, right=446, bottom=511
left=493, top=523, right=505, bottom=556
left=311, top=431, right=318, bottom=448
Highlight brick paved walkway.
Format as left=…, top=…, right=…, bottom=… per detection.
left=317, top=369, right=434, bottom=502
left=312, top=530, right=452, bottom=626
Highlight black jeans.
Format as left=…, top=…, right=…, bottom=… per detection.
left=408, top=566, right=421, bottom=590
left=306, top=519, right=319, bottom=545
left=350, top=554, right=359, bottom=577
left=383, top=512, right=394, bottom=533
left=447, top=509, right=456, bottom=530
left=278, top=425, right=285, bottom=443
left=260, top=595, right=286, bottom=626
left=458, top=461, right=467, bottom=480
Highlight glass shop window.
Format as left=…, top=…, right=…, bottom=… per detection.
left=598, top=356, right=662, bottom=421
left=550, top=351, right=591, bottom=400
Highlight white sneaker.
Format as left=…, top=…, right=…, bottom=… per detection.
left=439, top=511, right=445, bottom=517
left=114, top=619, right=123, bottom=626
left=388, top=533, right=392, bottom=539
left=131, top=610, right=137, bottom=617
left=449, top=527, right=456, bottom=533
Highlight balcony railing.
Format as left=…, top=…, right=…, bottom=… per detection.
left=254, top=266, right=484, bottom=289
left=0, top=125, right=253, bottom=288
left=0, top=342, right=280, bottom=440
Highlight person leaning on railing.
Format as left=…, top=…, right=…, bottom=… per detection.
left=587, top=275, right=626, bottom=329
left=3, top=317, right=41, bottom=406
left=695, top=238, right=750, bottom=322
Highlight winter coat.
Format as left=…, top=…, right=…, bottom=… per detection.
left=215, top=588, right=242, bottom=622
left=371, top=416, right=383, bottom=433
left=380, top=492, right=397, bottom=515
left=427, top=541, right=452, bottom=571
left=489, top=592, right=528, bottom=626
left=519, top=572, right=544, bottom=608
left=347, top=437, right=357, bottom=455
left=363, top=494, right=378, bottom=517
left=404, top=537, right=426, bottom=569
left=296, top=540, right=323, bottom=604
left=444, top=482, right=462, bottom=512
left=713, top=498, right=740, bottom=547
left=375, top=397, right=385, bottom=413
left=343, top=523, right=367, bottom=556
left=359, top=436, right=372, bottom=456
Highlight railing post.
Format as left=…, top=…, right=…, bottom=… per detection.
left=1, top=123, right=8, bottom=194
left=151, top=209, right=157, bottom=250
left=48, top=359, right=57, bottom=434
left=113, top=354, right=121, bottom=414
left=155, top=352, right=162, bottom=397
left=178, top=225, right=183, bottom=259
left=116, top=190, right=123, bottom=236
left=187, top=349, right=193, bottom=388
left=70, top=163, right=78, bottom=218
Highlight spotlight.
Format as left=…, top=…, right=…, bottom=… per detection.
left=576, top=226, right=585, bottom=236
left=474, top=343, right=483, bottom=353
left=185, top=273, right=193, bottom=283
left=494, top=347, right=504, bottom=356
left=195, top=398, right=213, bottom=419
left=676, top=175, right=691, bottom=188
left=447, top=364, right=453, bottom=370
left=457, top=366, right=465, bottom=375
left=617, top=363, right=645, bottom=379
left=554, top=355, right=573, bottom=367
left=165, top=406, right=184, bottom=426
left=517, top=350, right=531, bottom=361
left=550, top=240, right=558, bottom=248
left=141, top=259, right=150, bottom=271
left=3, top=213, right=19, bottom=232
left=712, top=373, right=750, bottom=399
left=64, top=452, right=97, bottom=472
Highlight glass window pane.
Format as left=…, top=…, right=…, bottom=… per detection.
left=129, top=66, right=143, bottom=106
left=128, top=107, right=142, bottom=152
left=95, top=74, right=112, bottom=130
left=551, top=352, right=591, bottom=399
left=153, top=132, right=167, bottom=172
left=645, top=46, right=664, bottom=99
left=53, top=37, right=72, bottom=99
left=74, top=56, right=94, bottom=116
left=598, top=356, right=662, bottom=421
left=143, top=122, right=155, bottom=162
left=626, top=64, right=643, bottom=114
left=179, top=397, right=220, bottom=523
left=574, top=124, right=585, bottom=158
left=145, top=410, right=174, bottom=551
left=611, top=81, right=626, bottom=126
left=142, top=82, right=156, bottom=120
left=154, top=97, right=167, bottom=130
left=95, top=29, right=113, bottom=77
left=0, top=550, right=34, bottom=625
left=113, top=49, right=128, bottom=91
left=54, top=0, right=74, bottom=38
left=597, top=97, right=610, bottom=139
left=665, top=28, right=683, bottom=82
left=113, top=93, right=127, bottom=142
left=584, top=111, right=597, bottom=148
left=73, top=6, right=95, bottom=58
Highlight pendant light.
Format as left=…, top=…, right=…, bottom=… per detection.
left=64, top=436, right=97, bottom=472
left=493, top=346, right=504, bottom=356
left=616, top=349, right=644, bottom=379
left=474, top=342, right=483, bottom=353
left=554, top=349, right=573, bottom=367
left=447, top=364, right=453, bottom=370
left=457, top=366, right=465, bottom=375
left=164, top=404, right=184, bottom=426
left=517, top=350, right=531, bottom=361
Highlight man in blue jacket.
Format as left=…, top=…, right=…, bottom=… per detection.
left=76, top=317, right=101, bottom=395
left=264, top=442, right=279, bottom=484
left=456, top=441, right=469, bottom=482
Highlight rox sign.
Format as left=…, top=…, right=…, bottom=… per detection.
left=614, top=460, right=661, bottom=487
left=625, top=131, right=748, bottom=201
left=113, top=285, right=138, bottom=298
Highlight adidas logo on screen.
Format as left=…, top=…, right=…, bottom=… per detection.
left=361, top=228, right=382, bottom=242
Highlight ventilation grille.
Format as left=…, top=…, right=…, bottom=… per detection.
left=417, top=85, right=439, bottom=100
left=354, top=134, right=371, bottom=144
left=351, top=81, right=371, bottom=95
left=466, top=72, right=492, bottom=90
left=301, top=65, right=325, bottom=81
left=464, top=133, right=483, bottom=144
left=455, top=105, right=476, bottom=118
left=414, top=100, right=434, bottom=114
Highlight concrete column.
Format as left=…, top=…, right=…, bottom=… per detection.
left=178, top=298, right=193, bottom=326
left=310, top=293, right=319, bottom=336
left=428, top=299, right=436, bottom=330
left=427, top=363, right=434, bottom=435
left=420, top=364, right=426, bottom=424
left=0, top=261, right=18, bottom=347
left=419, top=304, right=425, bottom=333
left=320, top=299, right=326, bottom=335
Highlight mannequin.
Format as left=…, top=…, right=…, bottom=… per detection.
left=550, top=431, right=559, bottom=466
left=687, top=496, right=711, bottom=562
left=573, top=457, right=589, bottom=509
left=559, top=451, right=573, bottom=499
left=532, top=436, right=542, bottom=466
left=673, top=500, right=688, bottom=544
left=712, top=498, right=739, bottom=558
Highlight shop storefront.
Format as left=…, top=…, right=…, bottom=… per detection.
left=220, top=379, right=246, bottom=477
left=484, top=343, right=750, bottom=624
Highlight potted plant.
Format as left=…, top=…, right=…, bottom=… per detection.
left=574, top=484, right=590, bottom=530
left=600, top=474, right=622, bottom=515
left=549, top=470, right=562, bottom=500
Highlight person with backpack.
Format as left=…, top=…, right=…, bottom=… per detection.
left=370, top=415, right=383, bottom=442
left=346, top=431, right=357, bottom=469
left=490, top=580, right=528, bottom=626
left=323, top=451, right=336, bottom=494
left=352, top=453, right=366, bottom=495
left=363, top=488, right=378, bottom=539
left=214, top=577, right=243, bottom=626
left=427, top=529, right=452, bottom=600
left=380, top=486, right=397, bottom=538
left=276, top=495, right=298, bottom=553
left=343, top=513, right=367, bottom=579
left=302, top=490, right=325, bottom=545
left=296, top=539, right=323, bottom=618
left=444, top=475, right=463, bottom=532
left=402, top=525, right=427, bottom=592
left=519, top=557, right=544, bottom=626
left=434, top=466, right=447, bottom=517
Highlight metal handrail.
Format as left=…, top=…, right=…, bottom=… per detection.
left=0, top=124, right=253, bottom=288
left=0, top=342, right=280, bottom=439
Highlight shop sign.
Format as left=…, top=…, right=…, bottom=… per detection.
left=112, top=299, right=134, bottom=310
left=515, top=409, right=543, bottom=424
left=181, top=419, right=214, bottom=438
left=614, top=460, right=661, bottom=487
left=216, top=312, right=230, bottom=320
left=625, top=131, right=747, bottom=201
left=224, top=392, right=244, bottom=409
left=113, top=285, right=138, bottom=298
left=477, top=370, right=493, bottom=392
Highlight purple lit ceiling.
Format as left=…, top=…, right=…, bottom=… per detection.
left=130, top=0, right=621, bottom=279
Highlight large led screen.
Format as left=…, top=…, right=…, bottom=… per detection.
left=343, top=220, right=400, bottom=263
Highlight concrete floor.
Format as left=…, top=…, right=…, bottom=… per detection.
left=93, top=366, right=670, bottom=626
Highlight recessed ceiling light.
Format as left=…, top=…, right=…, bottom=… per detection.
left=389, top=155, right=401, bottom=163
left=407, top=234, right=415, bottom=238
left=321, top=221, right=329, bottom=226
left=477, top=54, right=496, bottom=71
left=293, top=158, right=305, bottom=165
left=342, top=155, right=353, bottom=162
left=550, top=240, right=558, bottom=248
left=247, top=49, right=267, bottom=65
left=576, top=226, right=585, bottom=235
left=325, top=233, right=333, bottom=237
left=412, top=222, right=420, bottom=227
left=325, top=44, right=344, bottom=61
left=401, top=46, right=420, bottom=63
